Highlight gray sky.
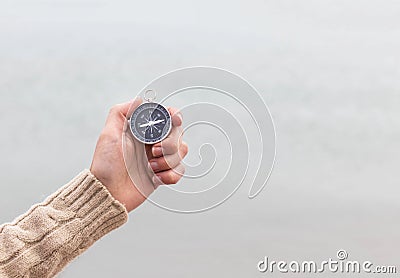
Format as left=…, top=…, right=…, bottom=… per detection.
left=1, top=1, right=399, bottom=277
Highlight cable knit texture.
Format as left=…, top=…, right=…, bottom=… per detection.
left=0, top=170, right=128, bottom=278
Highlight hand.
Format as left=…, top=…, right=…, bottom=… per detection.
left=90, top=98, right=188, bottom=212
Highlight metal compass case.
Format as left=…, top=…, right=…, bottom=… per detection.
left=129, top=90, right=172, bottom=144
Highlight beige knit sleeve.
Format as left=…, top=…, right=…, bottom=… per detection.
left=0, top=170, right=128, bottom=278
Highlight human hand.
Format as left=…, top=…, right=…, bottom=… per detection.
left=90, top=98, right=188, bottom=212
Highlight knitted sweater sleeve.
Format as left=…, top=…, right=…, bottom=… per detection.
left=0, top=170, right=129, bottom=278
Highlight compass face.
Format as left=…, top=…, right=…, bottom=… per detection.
left=129, top=102, right=172, bottom=144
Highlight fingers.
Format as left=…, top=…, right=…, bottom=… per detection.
left=152, top=163, right=186, bottom=188
left=151, top=133, right=180, bottom=157
left=149, top=142, right=189, bottom=172
left=180, top=141, right=189, bottom=159
left=168, top=107, right=183, bottom=127
left=152, top=125, right=183, bottom=157
left=146, top=106, right=187, bottom=188
left=150, top=107, right=182, bottom=154
left=150, top=142, right=187, bottom=189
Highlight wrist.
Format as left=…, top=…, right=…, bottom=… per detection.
left=89, top=168, right=146, bottom=213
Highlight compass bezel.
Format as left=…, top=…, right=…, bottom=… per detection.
left=129, top=102, right=172, bottom=144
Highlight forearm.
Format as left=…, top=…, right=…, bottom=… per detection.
left=0, top=170, right=128, bottom=278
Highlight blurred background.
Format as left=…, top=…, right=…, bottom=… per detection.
left=0, top=0, right=399, bottom=277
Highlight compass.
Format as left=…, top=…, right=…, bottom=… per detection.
left=129, top=90, right=172, bottom=144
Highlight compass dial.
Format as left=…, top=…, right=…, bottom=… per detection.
left=129, top=102, right=172, bottom=144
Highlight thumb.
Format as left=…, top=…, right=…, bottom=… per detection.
left=126, top=97, right=143, bottom=118
left=105, top=97, right=143, bottom=131
left=109, top=97, right=143, bottom=118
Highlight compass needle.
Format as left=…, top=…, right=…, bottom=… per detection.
left=129, top=91, right=172, bottom=144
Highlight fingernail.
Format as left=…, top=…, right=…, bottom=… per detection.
left=150, top=162, right=158, bottom=171
left=152, top=147, right=163, bottom=156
